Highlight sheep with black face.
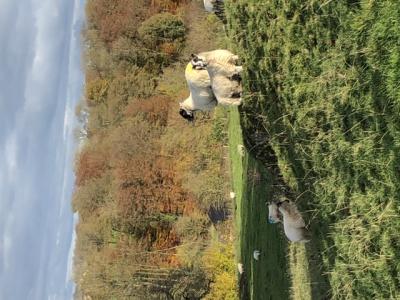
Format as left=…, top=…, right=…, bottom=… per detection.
left=179, top=60, right=217, bottom=122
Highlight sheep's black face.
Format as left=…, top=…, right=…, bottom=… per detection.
left=179, top=108, right=194, bottom=122
left=190, top=54, right=207, bottom=70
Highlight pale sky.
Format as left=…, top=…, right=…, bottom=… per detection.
left=0, top=0, right=85, bottom=299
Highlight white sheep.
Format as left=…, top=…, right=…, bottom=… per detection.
left=179, top=50, right=243, bottom=121
left=191, top=49, right=242, bottom=106
left=277, top=200, right=310, bottom=243
left=179, top=62, right=217, bottom=122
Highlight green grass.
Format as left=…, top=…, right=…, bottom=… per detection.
left=225, top=1, right=400, bottom=299
left=229, top=107, right=289, bottom=300
left=288, top=244, right=311, bottom=300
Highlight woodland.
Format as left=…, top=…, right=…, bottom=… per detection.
left=73, top=1, right=237, bottom=299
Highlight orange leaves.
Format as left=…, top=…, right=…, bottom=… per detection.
left=160, top=42, right=181, bottom=59
left=86, top=0, right=148, bottom=45
left=124, top=96, right=172, bottom=126
left=74, top=1, right=208, bottom=296
left=75, top=147, right=109, bottom=186
left=85, top=0, right=186, bottom=47
left=150, top=0, right=188, bottom=13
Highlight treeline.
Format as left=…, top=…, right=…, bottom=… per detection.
left=73, top=1, right=236, bottom=299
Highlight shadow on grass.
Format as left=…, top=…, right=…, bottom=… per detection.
left=239, top=152, right=290, bottom=300
left=241, top=112, right=334, bottom=300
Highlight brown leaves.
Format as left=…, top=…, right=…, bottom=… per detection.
left=75, top=145, right=109, bottom=186
left=124, top=96, right=171, bottom=126
left=86, top=0, right=148, bottom=45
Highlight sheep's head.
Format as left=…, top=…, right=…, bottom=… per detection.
left=190, top=54, right=207, bottom=70
left=268, top=216, right=278, bottom=224
left=267, top=202, right=282, bottom=224
left=179, top=104, right=194, bottom=122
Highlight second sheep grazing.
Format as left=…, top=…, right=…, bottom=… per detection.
left=277, top=200, right=311, bottom=243
left=267, top=200, right=311, bottom=243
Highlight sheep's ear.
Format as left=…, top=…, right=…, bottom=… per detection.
left=191, top=54, right=200, bottom=62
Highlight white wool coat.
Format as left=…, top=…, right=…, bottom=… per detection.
left=180, top=62, right=217, bottom=112
left=196, top=50, right=242, bottom=106
left=278, top=201, right=310, bottom=243
left=197, top=49, right=239, bottom=67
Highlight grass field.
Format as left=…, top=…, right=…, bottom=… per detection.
left=225, top=1, right=400, bottom=299
left=229, top=107, right=290, bottom=300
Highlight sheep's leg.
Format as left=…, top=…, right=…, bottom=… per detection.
left=230, top=91, right=242, bottom=99
left=227, top=66, right=243, bottom=83
left=229, top=73, right=242, bottom=83
left=203, top=99, right=218, bottom=111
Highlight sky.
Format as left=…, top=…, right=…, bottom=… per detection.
left=0, top=0, right=85, bottom=299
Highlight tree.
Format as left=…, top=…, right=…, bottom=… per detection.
left=149, top=267, right=210, bottom=300
left=86, top=0, right=148, bottom=45
left=138, top=13, right=186, bottom=48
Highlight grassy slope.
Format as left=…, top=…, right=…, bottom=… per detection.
left=226, top=1, right=400, bottom=299
left=229, top=107, right=289, bottom=300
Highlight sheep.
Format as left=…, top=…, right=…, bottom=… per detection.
left=203, top=0, right=226, bottom=23
left=277, top=200, right=310, bottom=243
left=179, top=61, right=218, bottom=122
left=205, top=59, right=242, bottom=106
left=179, top=49, right=243, bottom=122
left=191, top=49, right=243, bottom=106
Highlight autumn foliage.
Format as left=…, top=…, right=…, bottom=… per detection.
left=73, top=1, right=231, bottom=299
left=85, top=0, right=148, bottom=45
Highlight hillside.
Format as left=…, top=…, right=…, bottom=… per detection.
left=225, top=1, right=400, bottom=299
left=73, top=1, right=237, bottom=299
left=73, top=1, right=400, bottom=299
